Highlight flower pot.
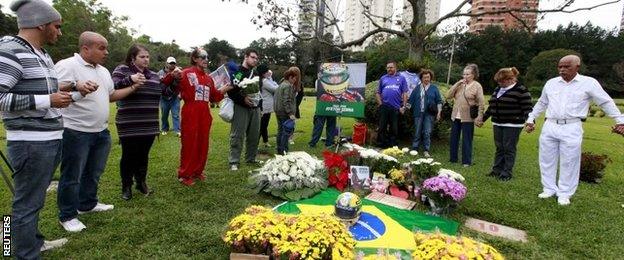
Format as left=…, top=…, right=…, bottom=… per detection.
left=427, top=199, right=457, bottom=216
left=230, top=253, right=269, bottom=260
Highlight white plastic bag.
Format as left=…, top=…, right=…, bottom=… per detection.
left=219, top=97, right=234, bottom=123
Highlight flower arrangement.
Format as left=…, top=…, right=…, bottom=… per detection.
left=381, top=146, right=405, bottom=158
left=580, top=152, right=612, bottom=183
left=412, top=232, right=504, bottom=260
left=323, top=151, right=350, bottom=191
left=437, top=168, right=465, bottom=182
left=404, top=158, right=442, bottom=182
left=388, top=168, right=407, bottom=186
left=249, top=152, right=327, bottom=201
left=238, top=76, right=260, bottom=94
left=421, top=176, right=467, bottom=214
left=224, top=206, right=356, bottom=259
left=343, top=143, right=400, bottom=177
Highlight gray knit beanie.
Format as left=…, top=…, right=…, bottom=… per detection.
left=10, top=0, right=61, bottom=29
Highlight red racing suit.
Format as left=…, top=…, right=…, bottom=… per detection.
left=168, top=66, right=224, bottom=180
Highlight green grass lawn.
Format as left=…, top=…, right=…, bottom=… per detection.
left=1, top=97, right=623, bottom=259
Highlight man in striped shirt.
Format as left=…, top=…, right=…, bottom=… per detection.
left=0, top=0, right=73, bottom=258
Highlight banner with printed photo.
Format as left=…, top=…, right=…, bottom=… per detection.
left=315, top=63, right=366, bottom=118
left=209, top=64, right=230, bottom=90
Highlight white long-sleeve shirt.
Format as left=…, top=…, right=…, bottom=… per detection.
left=527, top=74, right=624, bottom=124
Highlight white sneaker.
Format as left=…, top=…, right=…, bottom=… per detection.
left=78, top=202, right=114, bottom=214
left=40, top=238, right=68, bottom=252
left=289, top=140, right=295, bottom=145
left=263, top=142, right=272, bottom=148
left=230, top=164, right=239, bottom=171
left=60, top=218, right=86, bottom=232
left=423, top=151, right=430, bottom=158
left=557, top=197, right=570, bottom=206
left=538, top=191, right=555, bottom=199
left=161, top=131, right=168, bottom=136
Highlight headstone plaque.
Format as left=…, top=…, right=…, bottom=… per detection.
left=464, top=217, right=528, bottom=242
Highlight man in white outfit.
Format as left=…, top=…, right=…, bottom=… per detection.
left=525, top=55, right=624, bottom=206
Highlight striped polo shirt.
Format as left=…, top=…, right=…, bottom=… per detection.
left=111, top=64, right=161, bottom=138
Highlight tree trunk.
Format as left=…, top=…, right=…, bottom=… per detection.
left=408, top=36, right=424, bottom=62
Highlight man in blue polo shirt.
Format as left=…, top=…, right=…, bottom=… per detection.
left=376, top=61, right=408, bottom=148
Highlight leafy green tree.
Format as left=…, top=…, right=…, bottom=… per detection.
left=203, top=38, right=238, bottom=71
left=525, top=48, right=580, bottom=94
left=456, top=26, right=535, bottom=92
left=0, top=5, right=18, bottom=36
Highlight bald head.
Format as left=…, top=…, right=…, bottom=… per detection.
left=558, top=54, right=581, bottom=82
left=78, top=31, right=108, bottom=65
left=79, top=31, right=106, bottom=48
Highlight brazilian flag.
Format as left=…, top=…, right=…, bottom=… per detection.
left=275, top=189, right=460, bottom=258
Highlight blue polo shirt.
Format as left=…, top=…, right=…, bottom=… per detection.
left=378, top=74, right=408, bottom=109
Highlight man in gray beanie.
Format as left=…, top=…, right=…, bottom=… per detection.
left=1, top=0, right=71, bottom=258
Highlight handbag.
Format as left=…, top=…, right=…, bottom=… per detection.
left=441, top=101, right=453, bottom=120
left=218, top=97, right=234, bottom=122
left=463, top=85, right=478, bottom=119
left=427, top=102, right=438, bottom=115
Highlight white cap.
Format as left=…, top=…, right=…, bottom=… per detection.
left=166, top=57, right=176, bottom=64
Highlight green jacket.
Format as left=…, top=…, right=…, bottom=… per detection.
left=273, top=81, right=296, bottom=118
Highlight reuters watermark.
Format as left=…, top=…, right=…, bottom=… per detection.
left=2, top=215, right=10, bottom=257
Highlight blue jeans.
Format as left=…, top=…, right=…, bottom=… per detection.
left=276, top=116, right=289, bottom=155
left=57, top=128, right=111, bottom=222
left=308, top=115, right=337, bottom=147
left=412, top=114, right=434, bottom=151
left=8, top=140, right=62, bottom=260
left=449, top=119, right=474, bottom=164
left=160, top=96, right=180, bottom=132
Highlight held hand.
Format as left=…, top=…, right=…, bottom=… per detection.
left=475, top=120, right=483, bottom=128
left=220, top=83, right=234, bottom=93
left=77, top=80, right=98, bottom=96
left=289, top=114, right=297, bottom=120
left=244, top=96, right=254, bottom=107
left=525, top=122, right=535, bottom=133
left=399, top=107, right=405, bottom=114
left=172, top=68, right=182, bottom=79
left=50, top=91, right=72, bottom=108
left=131, top=73, right=146, bottom=85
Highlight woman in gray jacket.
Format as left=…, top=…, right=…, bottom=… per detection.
left=258, top=64, right=279, bottom=147
left=274, top=67, right=301, bottom=155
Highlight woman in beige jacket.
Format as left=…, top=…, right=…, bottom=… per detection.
left=445, top=63, right=485, bottom=167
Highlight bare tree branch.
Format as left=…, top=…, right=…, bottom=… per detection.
left=508, top=11, right=533, bottom=32
left=426, top=0, right=472, bottom=37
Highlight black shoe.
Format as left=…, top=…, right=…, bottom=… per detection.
left=135, top=181, right=152, bottom=195
left=498, top=175, right=512, bottom=181
left=121, top=186, right=132, bottom=200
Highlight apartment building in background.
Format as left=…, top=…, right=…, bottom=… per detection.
left=401, top=0, right=442, bottom=29
left=467, top=0, right=539, bottom=33
left=343, top=0, right=394, bottom=51
left=298, top=0, right=338, bottom=39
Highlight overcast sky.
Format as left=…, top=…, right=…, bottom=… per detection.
left=1, top=0, right=622, bottom=50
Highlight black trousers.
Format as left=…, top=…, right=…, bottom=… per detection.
left=377, top=104, right=399, bottom=148
left=260, top=113, right=271, bottom=143
left=120, top=135, right=155, bottom=188
left=492, top=125, right=522, bottom=177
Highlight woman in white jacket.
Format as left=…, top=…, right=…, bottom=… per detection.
left=258, top=64, right=279, bottom=147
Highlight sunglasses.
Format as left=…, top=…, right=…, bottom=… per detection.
left=198, top=55, right=208, bottom=60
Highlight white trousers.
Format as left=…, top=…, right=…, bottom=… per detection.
left=538, top=121, right=583, bottom=198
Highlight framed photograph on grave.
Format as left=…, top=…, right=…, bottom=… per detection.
left=350, top=166, right=370, bottom=189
